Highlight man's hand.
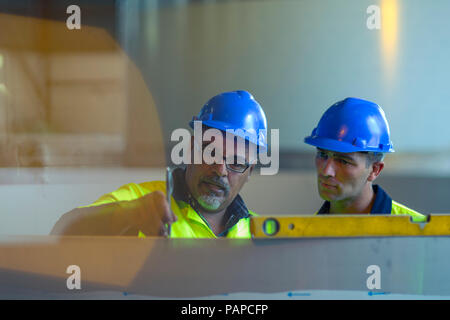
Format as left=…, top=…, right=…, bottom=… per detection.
left=126, top=191, right=178, bottom=237
left=51, top=191, right=178, bottom=237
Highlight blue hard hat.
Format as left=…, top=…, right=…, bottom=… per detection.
left=189, top=90, right=268, bottom=151
left=304, top=97, right=394, bottom=153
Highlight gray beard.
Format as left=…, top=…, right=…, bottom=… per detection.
left=196, top=194, right=223, bottom=211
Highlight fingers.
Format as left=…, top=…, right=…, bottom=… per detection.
left=153, top=191, right=177, bottom=238
left=157, top=222, right=169, bottom=237
left=136, top=191, right=178, bottom=237
left=152, top=190, right=178, bottom=224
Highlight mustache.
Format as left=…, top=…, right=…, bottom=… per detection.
left=201, top=176, right=230, bottom=192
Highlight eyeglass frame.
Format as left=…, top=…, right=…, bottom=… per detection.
left=198, top=142, right=252, bottom=173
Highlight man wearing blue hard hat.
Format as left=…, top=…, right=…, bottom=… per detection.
left=304, top=97, right=426, bottom=221
left=51, top=90, right=267, bottom=238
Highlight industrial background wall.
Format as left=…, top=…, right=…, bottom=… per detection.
left=0, top=0, right=449, bottom=235
left=0, top=168, right=448, bottom=235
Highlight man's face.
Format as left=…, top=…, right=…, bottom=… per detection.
left=314, top=148, right=374, bottom=202
left=185, top=134, right=254, bottom=213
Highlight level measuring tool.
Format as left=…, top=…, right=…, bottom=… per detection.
left=165, top=166, right=174, bottom=237
left=251, top=215, right=450, bottom=238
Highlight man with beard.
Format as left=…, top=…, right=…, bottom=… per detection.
left=51, top=90, right=267, bottom=238
left=304, top=97, right=426, bottom=221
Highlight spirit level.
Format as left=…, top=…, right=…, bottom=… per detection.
left=251, top=215, right=450, bottom=238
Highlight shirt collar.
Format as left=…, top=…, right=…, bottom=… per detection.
left=171, top=167, right=250, bottom=233
left=317, top=184, right=392, bottom=214
left=370, top=185, right=393, bottom=214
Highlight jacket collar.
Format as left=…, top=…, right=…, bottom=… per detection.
left=318, top=184, right=392, bottom=214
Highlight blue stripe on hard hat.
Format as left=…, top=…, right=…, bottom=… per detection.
left=189, top=90, right=268, bottom=151
left=304, top=97, right=395, bottom=153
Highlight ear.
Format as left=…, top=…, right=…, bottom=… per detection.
left=367, top=161, right=384, bottom=182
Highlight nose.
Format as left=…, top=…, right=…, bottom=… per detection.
left=321, top=158, right=336, bottom=177
left=211, top=161, right=228, bottom=177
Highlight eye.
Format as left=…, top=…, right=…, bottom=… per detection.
left=228, top=163, right=247, bottom=170
left=225, top=156, right=249, bottom=172
left=338, top=159, right=352, bottom=165
left=316, top=151, right=328, bottom=160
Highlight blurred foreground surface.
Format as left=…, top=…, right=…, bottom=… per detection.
left=0, top=235, right=450, bottom=299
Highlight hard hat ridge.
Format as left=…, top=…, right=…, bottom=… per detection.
left=304, top=97, right=395, bottom=153
left=190, top=90, right=268, bottom=151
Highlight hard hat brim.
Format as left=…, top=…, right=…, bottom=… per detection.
left=304, top=136, right=394, bottom=153
left=189, top=120, right=267, bottom=152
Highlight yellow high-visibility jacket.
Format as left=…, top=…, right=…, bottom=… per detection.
left=83, top=178, right=254, bottom=238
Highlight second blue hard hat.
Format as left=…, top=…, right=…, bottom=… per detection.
left=304, top=97, right=395, bottom=153
left=189, top=90, right=268, bottom=151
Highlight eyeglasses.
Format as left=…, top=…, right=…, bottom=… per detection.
left=224, top=157, right=251, bottom=173
left=200, top=143, right=251, bottom=173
